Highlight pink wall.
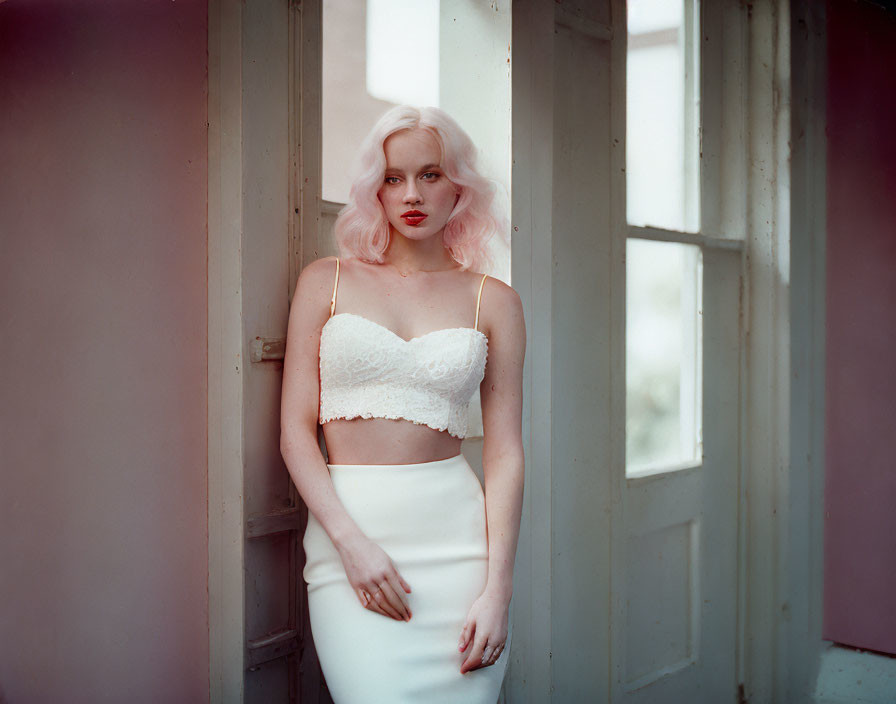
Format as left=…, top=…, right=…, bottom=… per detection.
left=0, top=1, right=209, bottom=701
left=824, top=0, right=896, bottom=656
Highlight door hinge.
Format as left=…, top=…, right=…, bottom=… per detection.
left=251, top=336, right=286, bottom=362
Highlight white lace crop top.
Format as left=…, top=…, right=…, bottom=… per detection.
left=318, top=258, right=489, bottom=439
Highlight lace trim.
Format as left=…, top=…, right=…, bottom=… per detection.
left=320, top=383, right=471, bottom=438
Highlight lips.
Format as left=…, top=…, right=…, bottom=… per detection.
left=400, top=210, right=428, bottom=226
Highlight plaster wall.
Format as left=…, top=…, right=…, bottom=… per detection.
left=824, top=0, right=896, bottom=657
left=0, top=1, right=210, bottom=700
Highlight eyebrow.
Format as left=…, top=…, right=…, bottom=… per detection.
left=384, top=163, right=443, bottom=173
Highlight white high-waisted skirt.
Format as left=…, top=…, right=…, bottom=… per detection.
left=302, top=453, right=511, bottom=703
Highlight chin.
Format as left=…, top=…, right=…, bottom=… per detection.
left=394, top=225, right=440, bottom=241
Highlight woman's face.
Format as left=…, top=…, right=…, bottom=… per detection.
left=377, top=128, right=460, bottom=243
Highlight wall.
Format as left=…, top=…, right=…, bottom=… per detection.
left=0, top=1, right=209, bottom=701
left=824, top=0, right=896, bottom=657
left=321, top=0, right=395, bottom=204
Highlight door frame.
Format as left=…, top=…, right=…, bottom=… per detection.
left=208, top=0, right=246, bottom=699
left=208, top=0, right=323, bottom=700
left=785, top=1, right=828, bottom=702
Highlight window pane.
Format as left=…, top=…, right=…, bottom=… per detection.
left=626, top=239, right=703, bottom=475
left=626, top=0, right=699, bottom=232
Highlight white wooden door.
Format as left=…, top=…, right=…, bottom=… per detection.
left=610, top=0, right=742, bottom=701
left=612, top=242, right=741, bottom=702
left=509, top=1, right=742, bottom=700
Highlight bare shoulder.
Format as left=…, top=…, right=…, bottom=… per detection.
left=298, top=255, right=339, bottom=287
left=479, top=274, right=525, bottom=341
left=292, top=256, right=340, bottom=323
left=296, top=255, right=339, bottom=295
left=482, top=275, right=523, bottom=316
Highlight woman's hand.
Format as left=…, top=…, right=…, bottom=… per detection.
left=335, top=531, right=412, bottom=621
left=458, top=589, right=509, bottom=673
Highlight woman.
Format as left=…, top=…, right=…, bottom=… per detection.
left=280, top=105, right=525, bottom=703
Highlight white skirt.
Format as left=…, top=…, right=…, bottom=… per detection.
left=302, top=453, right=511, bottom=703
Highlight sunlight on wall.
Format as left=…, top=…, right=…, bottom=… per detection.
left=366, top=0, right=440, bottom=107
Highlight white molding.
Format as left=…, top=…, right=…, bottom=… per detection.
left=508, top=2, right=556, bottom=700
left=788, top=0, right=828, bottom=702
left=627, top=225, right=745, bottom=251
left=740, top=1, right=793, bottom=701
left=320, top=199, right=343, bottom=217
left=208, top=0, right=246, bottom=700
left=609, top=0, right=628, bottom=699
left=547, top=5, right=616, bottom=699
left=674, top=2, right=799, bottom=701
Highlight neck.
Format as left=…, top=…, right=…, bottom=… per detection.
left=382, top=228, right=460, bottom=274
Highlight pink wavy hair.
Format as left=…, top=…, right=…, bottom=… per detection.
left=333, top=105, right=509, bottom=272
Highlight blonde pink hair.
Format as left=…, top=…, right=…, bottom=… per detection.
left=333, top=105, right=508, bottom=272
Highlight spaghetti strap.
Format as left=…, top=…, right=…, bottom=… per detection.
left=474, top=273, right=488, bottom=331
left=329, top=257, right=340, bottom=318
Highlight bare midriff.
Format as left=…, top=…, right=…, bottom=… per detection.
left=321, top=417, right=463, bottom=465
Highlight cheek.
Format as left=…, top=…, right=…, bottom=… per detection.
left=377, top=189, right=393, bottom=210
left=434, top=186, right=458, bottom=211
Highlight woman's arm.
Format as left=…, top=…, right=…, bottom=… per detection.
left=280, top=256, right=412, bottom=621
left=479, top=279, right=526, bottom=600
left=459, top=277, right=526, bottom=672
left=280, top=257, right=360, bottom=546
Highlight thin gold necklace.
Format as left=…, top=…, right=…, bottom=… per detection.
left=393, top=263, right=461, bottom=277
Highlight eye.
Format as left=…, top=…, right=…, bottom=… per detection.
left=384, top=176, right=400, bottom=185
left=421, top=172, right=440, bottom=180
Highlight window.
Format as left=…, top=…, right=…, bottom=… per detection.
left=625, top=0, right=702, bottom=477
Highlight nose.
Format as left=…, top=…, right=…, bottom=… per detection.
left=403, top=181, right=421, bottom=205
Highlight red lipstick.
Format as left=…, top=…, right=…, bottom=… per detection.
left=401, top=210, right=428, bottom=226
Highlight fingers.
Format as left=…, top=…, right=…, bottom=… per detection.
left=353, top=562, right=412, bottom=621
left=365, top=593, right=393, bottom=619
left=359, top=588, right=391, bottom=618
left=371, top=585, right=403, bottom=620
left=458, top=622, right=473, bottom=653
left=384, top=573, right=412, bottom=619
left=360, top=583, right=407, bottom=621
left=461, top=633, right=488, bottom=674
left=461, top=633, right=506, bottom=673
